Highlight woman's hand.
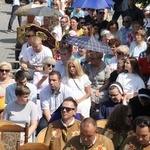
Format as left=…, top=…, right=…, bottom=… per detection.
left=94, top=90, right=99, bottom=97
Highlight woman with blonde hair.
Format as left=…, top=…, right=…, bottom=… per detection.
left=0, top=62, right=15, bottom=111
left=65, top=58, right=91, bottom=118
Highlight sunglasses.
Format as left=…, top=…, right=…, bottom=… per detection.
left=117, top=52, right=124, bottom=56
left=0, top=69, right=10, bottom=73
left=46, top=64, right=55, bottom=68
left=60, top=106, right=75, bottom=112
left=25, top=35, right=34, bottom=38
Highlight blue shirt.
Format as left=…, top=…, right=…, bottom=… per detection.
left=6, top=82, right=37, bottom=104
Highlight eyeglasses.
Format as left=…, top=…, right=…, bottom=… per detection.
left=117, top=52, right=124, bottom=56
left=60, top=106, right=75, bottom=112
left=109, top=93, right=119, bottom=97
left=46, top=64, right=55, bottom=68
left=0, top=69, right=10, bottom=73
left=123, top=21, right=130, bottom=23
left=25, top=35, right=34, bottom=38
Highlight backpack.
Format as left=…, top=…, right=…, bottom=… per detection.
left=5, top=0, right=13, bottom=4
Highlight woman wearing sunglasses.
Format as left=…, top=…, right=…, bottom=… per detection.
left=0, top=62, right=15, bottom=115
left=33, top=56, right=56, bottom=97
left=65, top=58, right=91, bottom=118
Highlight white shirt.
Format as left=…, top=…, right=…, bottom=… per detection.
left=116, top=72, right=145, bottom=94
left=40, top=83, right=75, bottom=114
left=23, top=45, right=53, bottom=67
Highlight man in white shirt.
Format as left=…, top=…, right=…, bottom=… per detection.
left=37, top=71, right=74, bottom=134
left=21, top=36, right=53, bottom=80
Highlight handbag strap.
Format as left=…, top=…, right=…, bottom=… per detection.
left=73, top=79, right=84, bottom=94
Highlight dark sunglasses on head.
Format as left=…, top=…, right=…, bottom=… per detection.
left=0, top=69, right=10, bottom=73
left=60, top=106, right=75, bottom=112
left=25, top=35, right=34, bottom=38
left=47, top=64, right=55, bottom=68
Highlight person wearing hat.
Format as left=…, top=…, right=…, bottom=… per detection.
left=129, top=88, right=150, bottom=119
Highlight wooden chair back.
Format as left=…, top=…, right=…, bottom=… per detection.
left=17, top=141, right=53, bottom=150
left=0, top=140, right=5, bottom=150
left=0, top=120, right=13, bottom=126
left=36, top=127, right=47, bottom=143
left=97, top=119, right=107, bottom=128
left=0, top=122, right=29, bottom=150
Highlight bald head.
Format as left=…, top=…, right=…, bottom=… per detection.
left=31, top=37, right=43, bottom=53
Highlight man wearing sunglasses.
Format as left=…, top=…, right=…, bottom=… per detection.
left=37, top=71, right=75, bottom=134
left=44, top=97, right=80, bottom=150
left=120, top=116, right=150, bottom=149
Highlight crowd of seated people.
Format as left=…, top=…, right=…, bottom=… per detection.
left=1, top=0, right=150, bottom=149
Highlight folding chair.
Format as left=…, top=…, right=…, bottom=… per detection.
left=0, top=122, right=29, bottom=150
left=36, top=127, right=47, bottom=143
left=17, top=140, right=54, bottom=150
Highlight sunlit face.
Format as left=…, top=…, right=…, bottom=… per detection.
left=32, top=41, right=42, bottom=53
left=78, top=47, right=86, bottom=56
left=17, top=94, right=29, bottom=104
left=60, top=50, right=71, bottom=65
left=109, top=24, right=117, bottom=32
left=17, top=78, right=27, bottom=86
left=83, top=26, right=89, bottom=36
left=109, top=88, right=122, bottom=103
left=43, top=17, right=50, bottom=26
left=110, top=45, right=117, bottom=55
left=136, top=126, right=150, bottom=146
left=125, top=59, right=132, bottom=73
left=135, top=34, right=143, bottom=42
left=27, top=14, right=35, bottom=23
left=80, top=123, right=97, bottom=146
left=61, top=101, right=76, bottom=121
left=25, top=31, right=35, bottom=44
left=70, top=19, right=78, bottom=30
left=60, top=18, right=68, bottom=28
left=0, top=65, right=10, bottom=80
left=68, top=62, right=77, bottom=77
left=49, top=74, right=61, bottom=90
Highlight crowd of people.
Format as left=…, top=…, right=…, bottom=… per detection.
left=1, top=0, right=150, bottom=149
